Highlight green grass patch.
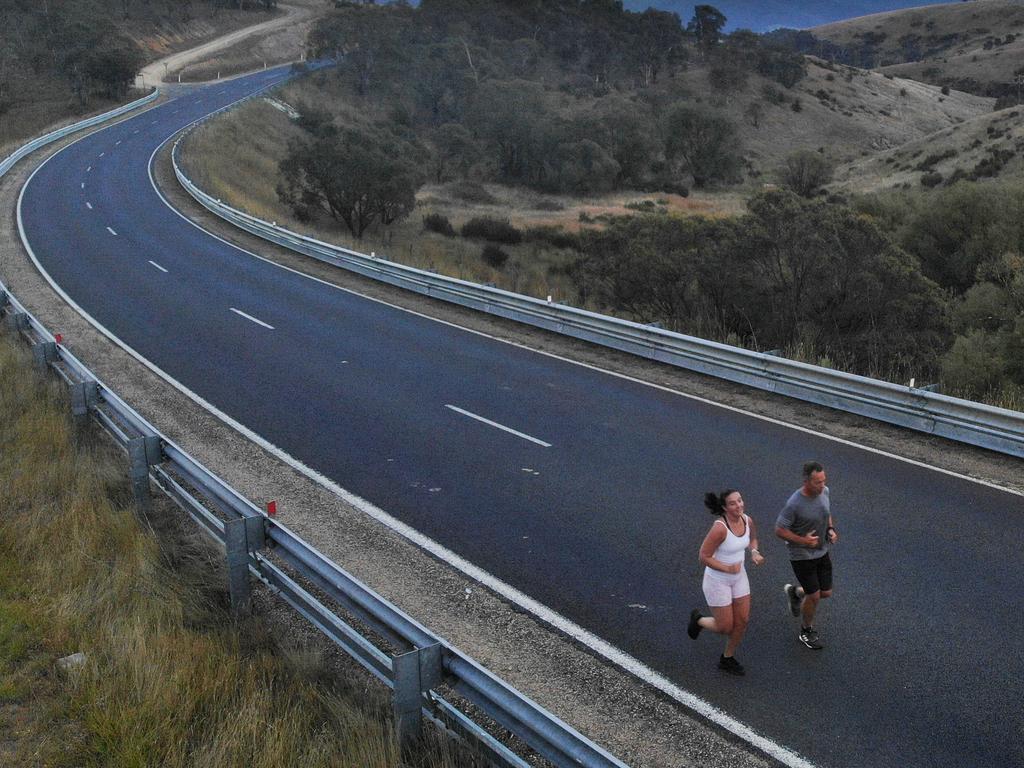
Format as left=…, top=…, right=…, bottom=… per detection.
left=0, top=331, right=472, bottom=767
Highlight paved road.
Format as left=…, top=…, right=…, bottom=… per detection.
left=18, top=68, right=1024, bottom=768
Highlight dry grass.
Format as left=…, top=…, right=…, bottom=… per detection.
left=0, top=331, right=470, bottom=768
left=814, top=0, right=1024, bottom=90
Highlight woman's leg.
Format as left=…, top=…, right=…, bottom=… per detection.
left=724, top=595, right=751, bottom=657
left=698, top=605, right=734, bottom=635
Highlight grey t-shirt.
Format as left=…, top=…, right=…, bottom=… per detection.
left=776, top=487, right=831, bottom=561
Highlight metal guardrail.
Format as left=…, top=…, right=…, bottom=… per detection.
left=0, top=90, right=159, bottom=177
left=2, top=99, right=629, bottom=768
left=172, top=135, right=1024, bottom=459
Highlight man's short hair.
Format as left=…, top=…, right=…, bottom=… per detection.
left=802, top=461, right=824, bottom=479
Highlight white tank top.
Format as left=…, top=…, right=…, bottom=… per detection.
left=707, top=515, right=749, bottom=576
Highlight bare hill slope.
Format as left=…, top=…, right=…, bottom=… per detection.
left=812, top=0, right=1024, bottom=96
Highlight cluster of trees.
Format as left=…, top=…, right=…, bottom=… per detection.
left=294, top=1, right=806, bottom=201
left=853, top=183, right=1024, bottom=398
left=571, top=181, right=1024, bottom=401
left=0, top=0, right=277, bottom=127
left=1, top=1, right=147, bottom=113
left=576, top=189, right=948, bottom=380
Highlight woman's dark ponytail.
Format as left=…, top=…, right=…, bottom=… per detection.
left=704, top=489, right=737, bottom=516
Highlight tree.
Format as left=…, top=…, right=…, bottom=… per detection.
left=629, top=9, right=686, bottom=87
left=277, top=130, right=423, bottom=239
left=744, top=101, right=764, bottom=129
left=779, top=150, right=832, bottom=197
left=688, top=5, right=726, bottom=58
left=664, top=105, right=742, bottom=187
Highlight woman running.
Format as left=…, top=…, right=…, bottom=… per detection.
left=687, top=489, right=765, bottom=675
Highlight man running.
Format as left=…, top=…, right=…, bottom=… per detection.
left=775, top=461, right=839, bottom=649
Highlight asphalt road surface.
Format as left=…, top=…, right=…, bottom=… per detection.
left=18, top=68, right=1024, bottom=768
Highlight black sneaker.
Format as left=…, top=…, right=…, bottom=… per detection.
left=799, top=626, right=824, bottom=650
left=718, top=655, right=745, bottom=675
left=687, top=609, right=703, bottom=640
left=784, top=583, right=801, bottom=617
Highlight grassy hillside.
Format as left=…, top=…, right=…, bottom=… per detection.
left=0, top=0, right=279, bottom=156
left=832, top=102, right=1024, bottom=193
left=812, top=0, right=1024, bottom=98
left=0, top=329, right=471, bottom=766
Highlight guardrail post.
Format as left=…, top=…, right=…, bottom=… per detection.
left=128, top=435, right=162, bottom=512
left=33, top=341, right=57, bottom=371
left=224, top=515, right=267, bottom=618
left=392, top=643, right=443, bottom=748
left=70, top=380, right=99, bottom=421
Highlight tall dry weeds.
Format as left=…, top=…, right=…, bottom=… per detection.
left=0, top=332, right=470, bottom=767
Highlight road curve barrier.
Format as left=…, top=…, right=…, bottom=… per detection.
left=172, top=133, right=1024, bottom=460
left=3, top=96, right=630, bottom=767
left=0, top=90, right=159, bottom=177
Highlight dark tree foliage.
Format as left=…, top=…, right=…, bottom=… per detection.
left=688, top=5, right=727, bottom=57
left=664, top=106, right=742, bottom=188
left=277, top=129, right=424, bottom=239
left=578, top=191, right=949, bottom=379
left=302, top=0, right=807, bottom=195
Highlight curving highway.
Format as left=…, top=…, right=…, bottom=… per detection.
left=17, top=67, right=1024, bottom=768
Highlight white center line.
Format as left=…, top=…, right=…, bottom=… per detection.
left=80, top=182, right=85, bottom=189
left=133, top=129, right=139, bottom=134
left=230, top=307, right=274, bottom=330
left=86, top=166, right=91, bottom=172
left=115, top=140, right=121, bottom=145
left=148, top=261, right=168, bottom=273
left=106, top=227, right=117, bottom=236
left=99, top=152, right=104, bottom=157
left=445, top=405, right=551, bottom=447
left=85, top=202, right=93, bottom=210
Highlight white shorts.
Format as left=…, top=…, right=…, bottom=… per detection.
left=702, top=568, right=750, bottom=607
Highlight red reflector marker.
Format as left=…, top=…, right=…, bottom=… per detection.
left=267, top=501, right=277, bottom=516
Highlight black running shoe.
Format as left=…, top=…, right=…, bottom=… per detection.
left=718, top=655, right=745, bottom=675
left=784, top=583, right=801, bottom=617
left=798, top=626, right=824, bottom=650
left=687, top=609, right=703, bottom=640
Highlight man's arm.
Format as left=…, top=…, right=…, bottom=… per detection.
left=775, top=525, right=820, bottom=548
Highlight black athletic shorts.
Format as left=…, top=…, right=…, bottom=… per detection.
left=790, top=552, right=833, bottom=595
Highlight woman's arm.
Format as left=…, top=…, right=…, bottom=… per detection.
left=699, top=523, right=740, bottom=574
left=748, top=516, right=765, bottom=566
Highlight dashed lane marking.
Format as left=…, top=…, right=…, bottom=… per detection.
left=444, top=405, right=552, bottom=447
left=229, top=307, right=274, bottom=329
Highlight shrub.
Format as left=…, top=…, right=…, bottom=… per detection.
left=480, top=244, right=510, bottom=268
left=445, top=180, right=498, bottom=204
left=422, top=213, right=455, bottom=237
left=791, top=98, right=803, bottom=112
left=532, top=198, right=564, bottom=211
left=920, top=171, right=943, bottom=187
left=524, top=225, right=580, bottom=250
left=461, top=216, right=522, bottom=244
left=941, top=85, right=951, bottom=95
left=624, top=199, right=658, bottom=211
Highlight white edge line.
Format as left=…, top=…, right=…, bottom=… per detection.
left=17, top=78, right=819, bottom=767
left=148, top=260, right=168, bottom=273
left=445, top=404, right=551, bottom=447
left=230, top=306, right=274, bottom=329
